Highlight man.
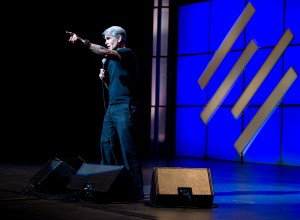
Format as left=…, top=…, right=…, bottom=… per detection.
left=66, top=26, right=144, bottom=199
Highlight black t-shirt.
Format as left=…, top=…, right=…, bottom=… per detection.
left=105, top=47, right=138, bottom=105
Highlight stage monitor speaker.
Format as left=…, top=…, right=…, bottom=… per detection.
left=66, top=163, right=139, bottom=202
left=28, top=158, right=76, bottom=193
left=150, top=167, right=214, bottom=208
left=60, top=156, right=86, bottom=173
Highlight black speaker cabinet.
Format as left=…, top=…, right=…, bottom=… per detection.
left=67, top=163, right=139, bottom=202
left=60, top=156, right=85, bottom=173
left=150, top=167, right=214, bottom=208
left=29, top=158, right=76, bottom=193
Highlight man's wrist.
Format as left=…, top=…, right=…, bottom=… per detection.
left=83, top=39, right=90, bottom=47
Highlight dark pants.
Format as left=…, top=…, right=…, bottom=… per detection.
left=100, top=103, right=143, bottom=189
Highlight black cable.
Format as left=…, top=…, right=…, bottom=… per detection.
left=102, top=80, right=107, bottom=112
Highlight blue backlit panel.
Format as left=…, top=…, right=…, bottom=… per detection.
left=286, top=0, right=300, bottom=44
left=210, top=0, right=245, bottom=51
left=177, top=2, right=210, bottom=55
left=207, top=107, right=241, bottom=161
left=175, top=107, right=206, bottom=158
left=176, top=0, right=300, bottom=166
left=282, top=107, right=300, bottom=166
left=243, top=107, right=281, bottom=164
left=246, top=0, right=284, bottom=47
left=283, top=46, right=300, bottom=104
left=176, top=55, right=209, bottom=105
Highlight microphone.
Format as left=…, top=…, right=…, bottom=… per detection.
left=100, top=58, right=107, bottom=81
left=102, top=58, right=107, bottom=69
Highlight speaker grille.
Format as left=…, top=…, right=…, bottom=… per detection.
left=150, top=167, right=214, bottom=208
left=156, top=167, right=213, bottom=195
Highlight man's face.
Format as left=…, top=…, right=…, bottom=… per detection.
left=104, top=34, right=120, bottom=50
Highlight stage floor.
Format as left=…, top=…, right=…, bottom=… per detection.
left=1, top=157, right=300, bottom=220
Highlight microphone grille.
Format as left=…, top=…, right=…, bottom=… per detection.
left=102, top=58, right=107, bottom=64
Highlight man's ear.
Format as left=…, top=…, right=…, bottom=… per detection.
left=117, top=35, right=122, bottom=43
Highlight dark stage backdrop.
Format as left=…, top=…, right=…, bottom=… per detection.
left=2, top=1, right=153, bottom=163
